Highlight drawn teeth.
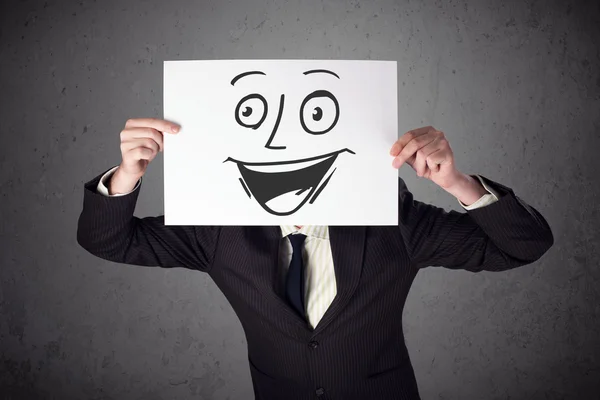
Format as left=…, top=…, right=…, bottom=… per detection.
left=243, top=157, right=327, bottom=173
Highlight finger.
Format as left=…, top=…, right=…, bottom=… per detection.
left=121, top=138, right=160, bottom=154
left=414, top=138, right=441, bottom=176
left=120, top=128, right=164, bottom=152
left=390, top=126, right=436, bottom=156
left=121, top=138, right=160, bottom=155
left=124, top=118, right=180, bottom=134
left=410, top=126, right=435, bottom=136
left=391, top=126, right=435, bottom=155
left=392, top=132, right=437, bottom=169
left=414, top=137, right=442, bottom=177
left=426, top=150, right=441, bottom=173
left=426, top=148, right=451, bottom=172
left=389, top=141, right=401, bottom=156
left=127, top=146, right=158, bottom=162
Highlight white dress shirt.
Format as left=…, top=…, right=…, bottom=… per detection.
left=96, top=165, right=500, bottom=328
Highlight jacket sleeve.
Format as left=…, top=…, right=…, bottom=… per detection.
left=397, top=175, right=554, bottom=272
left=76, top=167, right=220, bottom=272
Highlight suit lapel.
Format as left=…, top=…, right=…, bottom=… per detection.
left=244, top=225, right=366, bottom=337
left=311, top=226, right=366, bottom=336
left=245, top=226, right=312, bottom=335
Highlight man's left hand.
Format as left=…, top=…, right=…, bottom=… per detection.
left=390, top=126, right=464, bottom=189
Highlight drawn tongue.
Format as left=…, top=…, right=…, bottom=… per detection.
left=238, top=155, right=338, bottom=209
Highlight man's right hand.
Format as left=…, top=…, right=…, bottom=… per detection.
left=109, top=118, right=180, bottom=195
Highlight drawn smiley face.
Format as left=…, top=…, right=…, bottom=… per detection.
left=224, top=69, right=355, bottom=216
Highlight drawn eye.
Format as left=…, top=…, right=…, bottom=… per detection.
left=312, top=107, right=323, bottom=121
left=235, top=94, right=268, bottom=129
left=300, top=90, right=339, bottom=135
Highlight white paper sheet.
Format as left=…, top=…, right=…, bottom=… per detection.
left=163, top=60, right=398, bottom=226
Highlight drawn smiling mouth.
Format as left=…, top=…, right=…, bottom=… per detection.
left=223, top=148, right=355, bottom=216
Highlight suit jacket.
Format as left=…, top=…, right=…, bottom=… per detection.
left=77, top=169, right=553, bottom=400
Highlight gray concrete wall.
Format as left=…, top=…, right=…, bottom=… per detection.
left=1, top=0, right=598, bottom=399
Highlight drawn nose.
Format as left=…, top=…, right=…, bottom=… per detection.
left=264, top=94, right=287, bottom=150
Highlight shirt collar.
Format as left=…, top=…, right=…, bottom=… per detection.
left=280, top=225, right=329, bottom=240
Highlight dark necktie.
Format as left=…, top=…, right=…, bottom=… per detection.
left=286, top=233, right=307, bottom=318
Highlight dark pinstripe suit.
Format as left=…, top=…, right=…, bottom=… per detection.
left=77, top=168, right=553, bottom=399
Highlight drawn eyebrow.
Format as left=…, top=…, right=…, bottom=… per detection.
left=303, top=69, right=340, bottom=79
left=231, top=71, right=266, bottom=86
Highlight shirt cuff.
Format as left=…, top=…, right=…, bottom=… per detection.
left=96, top=165, right=142, bottom=197
left=458, top=174, right=500, bottom=210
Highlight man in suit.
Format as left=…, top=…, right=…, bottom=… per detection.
left=77, top=118, right=554, bottom=400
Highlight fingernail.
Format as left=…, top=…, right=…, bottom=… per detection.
left=392, top=158, right=400, bottom=168
left=171, top=125, right=180, bottom=133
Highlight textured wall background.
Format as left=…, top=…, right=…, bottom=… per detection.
left=1, top=0, right=598, bottom=399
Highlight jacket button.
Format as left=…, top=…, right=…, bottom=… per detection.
left=315, top=387, right=325, bottom=396
left=309, top=341, right=319, bottom=349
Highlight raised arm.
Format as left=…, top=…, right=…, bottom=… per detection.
left=77, top=167, right=220, bottom=271
left=389, top=126, right=554, bottom=272
left=397, top=175, right=554, bottom=272
left=76, top=118, right=220, bottom=271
